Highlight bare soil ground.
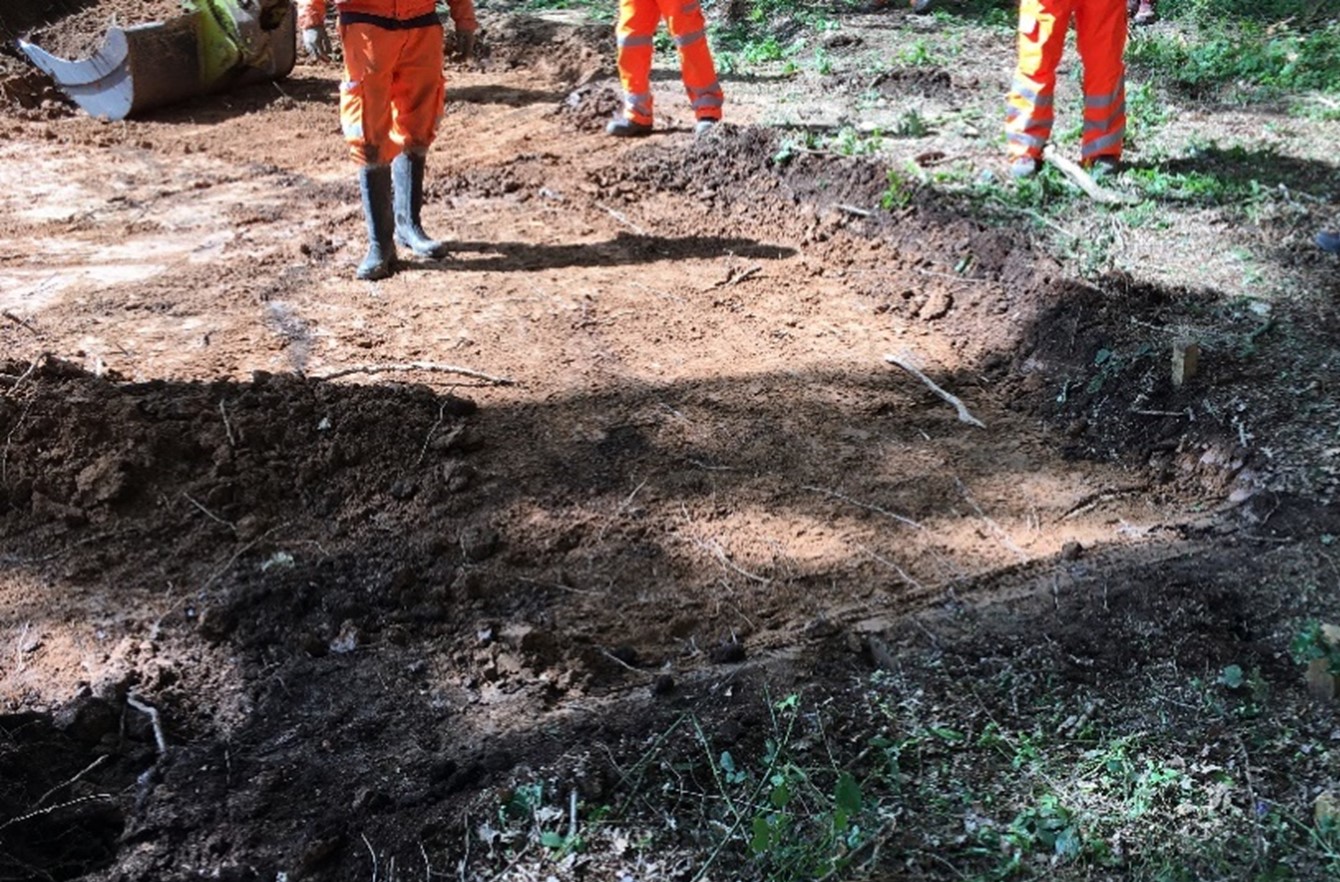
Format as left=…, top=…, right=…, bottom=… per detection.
left=2, top=2, right=1340, bottom=881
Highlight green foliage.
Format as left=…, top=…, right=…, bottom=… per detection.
left=1291, top=621, right=1340, bottom=673
left=695, top=693, right=884, bottom=882
left=1128, top=20, right=1340, bottom=97
left=881, top=167, right=916, bottom=210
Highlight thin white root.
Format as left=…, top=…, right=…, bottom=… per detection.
left=126, top=694, right=168, bottom=756
left=313, top=362, right=514, bottom=386
left=883, top=352, right=986, bottom=429
left=1042, top=145, right=1138, bottom=206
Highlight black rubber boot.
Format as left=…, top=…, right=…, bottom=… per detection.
left=392, top=152, right=449, bottom=259
left=357, top=164, right=396, bottom=281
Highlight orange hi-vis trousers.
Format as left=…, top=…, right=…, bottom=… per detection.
left=338, top=19, right=445, bottom=166
left=1004, top=0, right=1126, bottom=163
left=616, top=0, right=723, bottom=126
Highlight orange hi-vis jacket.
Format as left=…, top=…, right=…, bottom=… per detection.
left=296, top=0, right=477, bottom=32
left=1004, top=0, right=1126, bottom=163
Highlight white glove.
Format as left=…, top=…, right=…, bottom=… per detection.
left=302, top=26, right=332, bottom=61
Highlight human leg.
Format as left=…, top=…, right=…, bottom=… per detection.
left=1004, top=0, right=1072, bottom=171
left=1075, top=0, right=1127, bottom=165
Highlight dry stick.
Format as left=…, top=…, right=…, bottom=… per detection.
left=313, top=362, right=514, bottom=386
left=30, top=755, right=109, bottom=811
left=596, top=202, right=647, bottom=236
left=361, top=833, right=379, bottom=882
left=218, top=399, right=236, bottom=447
left=2, top=309, right=39, bottom=336
left=690, top=535, right=772, bottom=584
left=415, top=400, right=452, bottom=468
left=1041, top=145, right=1139, bottom=205
left=802, top=485, right=925, bottom=530
left=708, top=264, right=762, bottom=291
left=955, top=477, right=1028, bottom=561
left=0, top=793, right=115, bottom=833
left=597, top=646, right=644, bottom=674
left=184, top=494, right=236, bottom=531
left=3, top=354, right=44, bottom=396
left=858, top=544, right=928, bottom=593
left=126, top=693, right=168, bottom=755
left=882, top=352, right=986, bottom=428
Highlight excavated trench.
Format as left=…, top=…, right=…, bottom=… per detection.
left=1, top=8, right=1330, bottom=882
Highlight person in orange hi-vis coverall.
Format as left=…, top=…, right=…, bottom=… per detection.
left=297, top=0, right=477, bottom=280
left=607, top=0, right=724, bottom=138
left=1003, top=0, right=1127, bottom=178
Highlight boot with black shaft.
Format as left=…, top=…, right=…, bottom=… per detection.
left=357, top=164, right=397, bottom=280
left=392, top=152, right=449, bottom=259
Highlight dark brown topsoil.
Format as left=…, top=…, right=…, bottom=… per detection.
left=2, top=2, right=1339, bottom=881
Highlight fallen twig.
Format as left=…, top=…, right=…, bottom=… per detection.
left=883, top=352, right=985, bottom=428
left=689, top=535, right=772, bottom=584
left=955, top=476, right=1027, bottom=561
left=803, top=485, right=924, bottom=530
left=0, top=793, right=115, bottom=833
left=2, top=309, right=39, bottom=336
left=126, top=693, right=168, bottom=756
left=1042, top=145, right=1139, bottom=206
left=313, top=362, right=514, bottom=386
left=707, top=264, right=762, bottom=290
left=836, top=203, right=871, bottom=217
left=597, top=645, right=644, bottom=674
left=218, top=399, right=237, bottom=447
left=184, top=494, right=236, bottom=532
left=596, top=202, right=647, bottom=236
left=31, top=755, right=109, bottom=811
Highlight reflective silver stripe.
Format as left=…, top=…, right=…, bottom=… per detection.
left=673, top=28, right=704, bottom=47
left=1010, top=79, right=1054, bottom=108
left=1081, top=128, right=1124, bottom=157
left=342, top=121, right=364, bottom=139
left=1083, top=104, right=1125, bottom=134
left=618, top=34, right=654, bottom=48
left=624, top=92, right=652, bottom=115
left=1084, top=82, right=1123, bottom=109
left=1008, top=131, right=1046, bottom=149
left=681, top=1, right=700, bottom=12
left=691, top=94, right=723, bottom=110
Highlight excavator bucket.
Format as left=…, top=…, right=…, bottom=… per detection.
left=18, top=0, right=297, bottom=120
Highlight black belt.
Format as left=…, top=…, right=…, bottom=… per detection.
left=338, top=11, right=441, bottom=30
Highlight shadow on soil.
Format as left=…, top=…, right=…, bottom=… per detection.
left=4, top=110, right=1340, bottom=882
left=0, top=285, right=1305, bottom=880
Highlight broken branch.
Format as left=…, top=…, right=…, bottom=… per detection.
left=313, top=362, right=514, bottom=386
left=1042, top=145, right=1138, bottom=206
left=883, top=352, right=985, bottom=428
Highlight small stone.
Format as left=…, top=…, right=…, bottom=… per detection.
left=651, top=673, right=675, bottom=695
left=389, top=479, right=418, bottom=500
left=1060, top=541, right=1083, bottom=561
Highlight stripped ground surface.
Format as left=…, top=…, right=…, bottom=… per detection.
left=2, top=4, right=1340, bottom=882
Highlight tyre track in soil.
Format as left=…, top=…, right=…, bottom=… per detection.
left=0, top=13, right=1255, bottom=881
